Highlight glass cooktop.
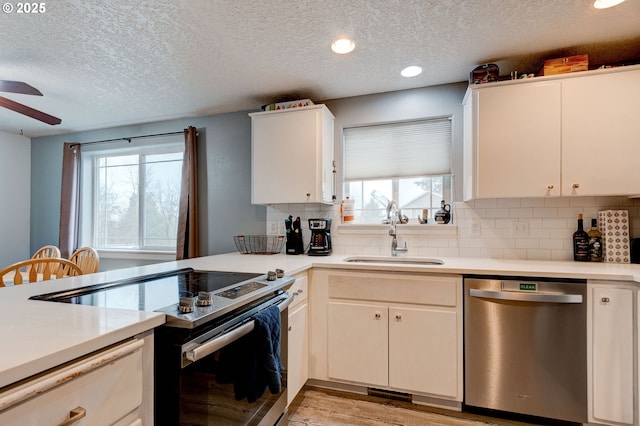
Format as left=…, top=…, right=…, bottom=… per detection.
left=30, top=268, right=263, bottom=313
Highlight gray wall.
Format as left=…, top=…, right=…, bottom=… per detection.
left=0, top=131, right=31, bottom=266
left=30, top=110, right=266, bottom=264
left=29, top=81, right=467, bottom=268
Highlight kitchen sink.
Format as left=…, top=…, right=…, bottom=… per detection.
left=343, top=256, right=444, bottom=265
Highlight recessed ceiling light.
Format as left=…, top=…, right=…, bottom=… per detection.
left=331, top=38, right=356, bottom=54
left=593, top=0, right=625, bottom=9
left=401, top=66, right=423, bottom=78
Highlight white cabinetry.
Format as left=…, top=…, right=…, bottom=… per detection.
left=0, top=339, right=145, bottom=426
left=463, top=81, right=561, bottom=199
left=250, top=105, right=335, bottom=204
left=463, top=66, right=640, bottom=200
left=588, top=282, right=636, bottom=425
left=287, top=273, right=309, bottom=405
left=310, top=269, right=463, bottom=405
left=561, top=70, right=640, bottom=196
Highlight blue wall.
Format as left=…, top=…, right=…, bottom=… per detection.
left=30, top=110, right=266, bottom=265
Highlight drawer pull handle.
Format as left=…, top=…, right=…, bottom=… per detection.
left=547, top=185, right=554, bottom=189
left=601, top=297, right=610, bottom=303
left=573, top=183, right=580, bottom=189
left=375, top=313, right=381, bottom=319
left=296, top=289, right=303, bottom=295
left=59, top=406, right=86, bottom=426
left=395, top=314, right=402, bottom=320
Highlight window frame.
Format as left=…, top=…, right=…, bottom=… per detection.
left=78, top=137, right=184, bottom=254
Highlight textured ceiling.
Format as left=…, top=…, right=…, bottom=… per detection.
left=0, top=0, right=639, bottom=137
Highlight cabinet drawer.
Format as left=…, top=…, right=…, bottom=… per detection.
left=288, top=274, right=309, bottom=309
left=328, top=272, right=460, bottom=307
left=0, top=339, right=143, bottom=426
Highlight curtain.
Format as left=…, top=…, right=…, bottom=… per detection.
left=59, top=143, right=81, bottom=258
left=176, top=126, right=199, bottom=260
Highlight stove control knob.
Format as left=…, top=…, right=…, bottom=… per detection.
left=267, top=271, right=277, bottom=281
left=197, top=291, right=212, bottom=306
left=178, top=297, right=195, bottom=313
left=276, top=268, right=284, bottom=278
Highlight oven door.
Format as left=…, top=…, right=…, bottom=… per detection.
left=155, top=292, right=292, bottom=426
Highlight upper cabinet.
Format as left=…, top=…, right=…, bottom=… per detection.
left=463, top=65, right=640, bottom=200
left=561, top=70, right=640, bottom=197
left=250, top=105, right=335, bottom=204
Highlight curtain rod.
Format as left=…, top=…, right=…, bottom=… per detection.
left=68, top=130, right=196, bottom=149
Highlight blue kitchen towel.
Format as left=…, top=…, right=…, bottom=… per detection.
left=216, top=305, right=283, bottom=403
left=253, top=305, right=283, bottom=395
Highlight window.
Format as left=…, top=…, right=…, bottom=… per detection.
left=79, top=137, right=184, bottom=252
left=343, top=117, right=452, bottom=223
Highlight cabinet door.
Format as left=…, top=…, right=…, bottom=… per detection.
left=562, top=69, right=640, bottom=196
left=251, top=106, right=333, bottom=204
left=389, top=306, right=459, bottom=398
left=287, top=303, right=308, bottom=406
left=472, top=81, right=561, bottom=198
left=591, top=286, right=634, bottom=425
left=327, top=302, right=388, bottom=387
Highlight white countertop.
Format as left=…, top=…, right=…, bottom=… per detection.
left=1, top=253, right=639, bottom=389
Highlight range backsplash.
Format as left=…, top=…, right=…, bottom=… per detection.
left=266, top=196, right=640, bottom=261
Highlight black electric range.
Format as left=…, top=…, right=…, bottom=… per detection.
left=30, top=268, right=294, bottom=328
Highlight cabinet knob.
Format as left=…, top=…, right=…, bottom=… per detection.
left=601, top=297, right=610, bottom=303
left=374, top=313, right=381, bottom=319
left=573, top=183, right=580, bottom=189
left=296, top=289, right=303, bottom=295
left=395, top=314, right=402, bottom=320
left=547, top=185, right=554, bottom=189
left=288, top=326, right=292, bottom=331
left=306, top=193, right=311, bottom=197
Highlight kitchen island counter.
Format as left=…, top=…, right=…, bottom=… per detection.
left=1, top=253, right=639, bottom=390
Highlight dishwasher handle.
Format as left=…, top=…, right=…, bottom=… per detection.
left=469, top=288, right=583, bottom=304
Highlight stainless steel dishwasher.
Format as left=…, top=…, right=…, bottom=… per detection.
left=464, top=277, right=587, bottom=423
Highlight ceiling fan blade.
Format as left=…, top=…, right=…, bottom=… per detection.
left=0, top=96, right=61, bottom=125
left=0, top=80, right=43, bottom=96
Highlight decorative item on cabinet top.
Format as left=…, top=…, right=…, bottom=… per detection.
left=261, top=98, right=314, bottom=111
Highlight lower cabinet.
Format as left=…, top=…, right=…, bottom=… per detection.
left=589, top=282, right=636, bottom=426
left=0, top=338, right=145, bottom=426
left=311, top=269, right=463, bottom=404
left=328, top=302, right=459, bottom=398
left=287, top=273, right=309, bottom=406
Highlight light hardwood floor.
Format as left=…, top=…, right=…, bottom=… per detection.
left=287, top=386, right=549, bottom=426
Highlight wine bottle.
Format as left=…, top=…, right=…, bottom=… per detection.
left=573, top=214, right=589, bottom=262
left=588, top=218, right=603, bottom=262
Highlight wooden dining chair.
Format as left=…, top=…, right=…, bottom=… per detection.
left=69, top=247, right=100, bottom=274
left=0, top=258, right=83, bottom=287
left=30, top=245, right=62, bottom=274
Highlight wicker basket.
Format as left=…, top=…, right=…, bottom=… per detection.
left=233, top=235, right=285, bottom=254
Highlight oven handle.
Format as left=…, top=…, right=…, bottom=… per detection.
left=184, top=293, right=293, bottom=363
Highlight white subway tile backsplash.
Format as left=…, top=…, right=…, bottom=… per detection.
left=266, top=196, right=640, bottom=261
left=533, top=208, right=558, bottom=218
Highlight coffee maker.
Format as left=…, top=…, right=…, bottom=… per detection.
left=308, top=218, right=332, bottom=256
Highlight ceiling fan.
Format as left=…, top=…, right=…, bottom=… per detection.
left=0, top=80, right=61, bottom=125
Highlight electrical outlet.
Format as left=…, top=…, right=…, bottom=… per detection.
left=470, top=220, right=481, bottom=237
left=512, top=222, right=529, bottom=237
left=268, top=221, right=279, bottom=235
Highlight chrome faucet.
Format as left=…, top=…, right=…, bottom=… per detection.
left=386, top=200, right=408, bottom=256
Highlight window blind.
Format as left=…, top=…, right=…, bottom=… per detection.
left=343, top=117, right=452, bottom=181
